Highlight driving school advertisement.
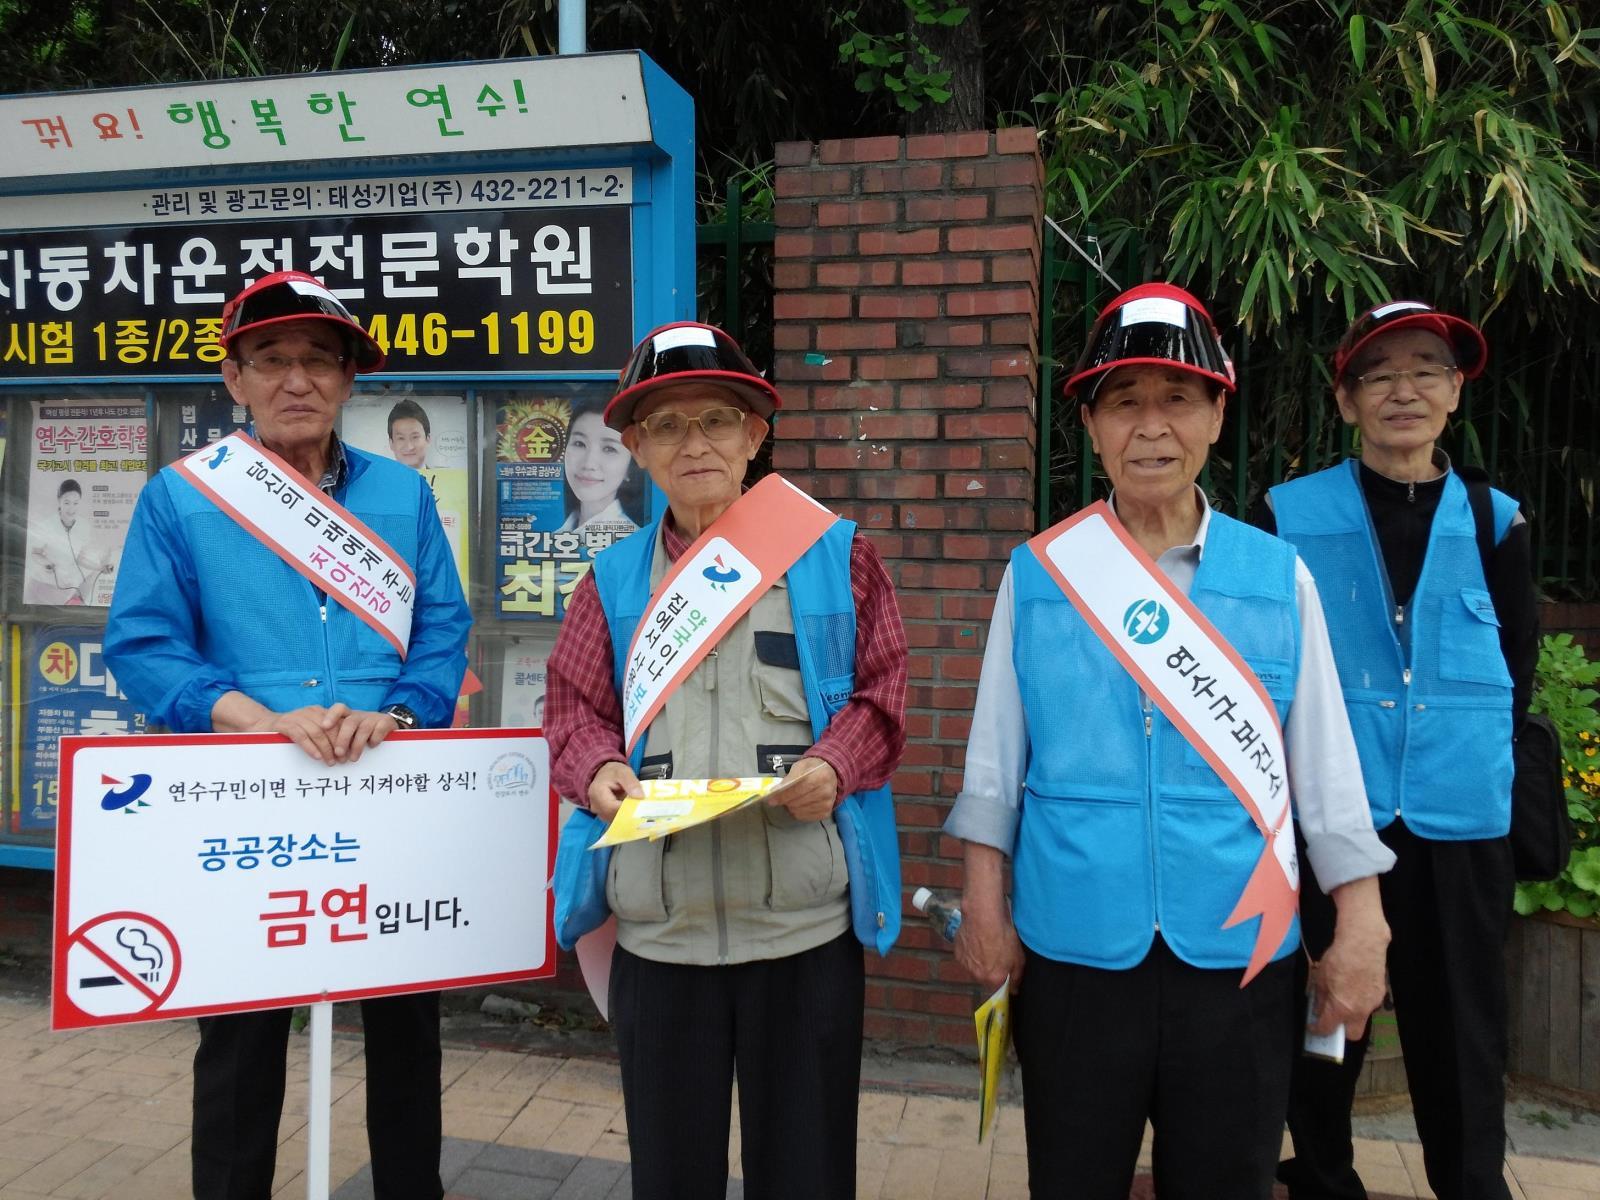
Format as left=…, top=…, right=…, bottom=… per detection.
left=0, top=177, right=633, bottom=380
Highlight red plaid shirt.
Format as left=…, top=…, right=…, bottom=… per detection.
left=547, top=515, right=907, bottom=805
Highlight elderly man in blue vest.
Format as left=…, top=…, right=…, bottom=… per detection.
left=948, top=283, right=1396, bottom=1200
left=105, top=271, right=471, bottom=1200
left=1266, top=302, right=1538, bottom=1200
left=546, top=321, right=907, bottom=1200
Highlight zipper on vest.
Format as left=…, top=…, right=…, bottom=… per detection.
left=1394, top=666, right=1414, bottom=818
left=1142, top=692, right=1161, bottom=933
left=707, top=649, right=730, bottom=964
left=318, top=601, right=335, bottom=706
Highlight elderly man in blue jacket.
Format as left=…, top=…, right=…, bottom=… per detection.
left=106, top=270, right=471, bottom=1200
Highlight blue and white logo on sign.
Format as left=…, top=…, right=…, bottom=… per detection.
left=99, top=773, right=153, bottom=813
left=1122, top=599, right=1169, bottom=644
left=206, top=443, right=232, bottom=469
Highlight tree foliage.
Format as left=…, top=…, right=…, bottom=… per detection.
left=1026, top=0, right=1600, bottom=334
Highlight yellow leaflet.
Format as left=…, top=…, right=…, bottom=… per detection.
left=589, top=776, right=783, bottom=848
left=974, top=976, right=1011, bottom=1143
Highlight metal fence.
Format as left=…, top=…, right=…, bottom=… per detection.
left=690, top=191, right=1599, bottom=602
left=696, top=177, right=776, bottom=356
left=1037, top=225, right=1600, bottom=601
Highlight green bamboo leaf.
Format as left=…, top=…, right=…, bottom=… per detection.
left=330, top=11, right=355, bottom=71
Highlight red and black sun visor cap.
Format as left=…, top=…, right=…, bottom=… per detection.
left=1333, top=300, right=1487, bottom=383
left=221, top=270, right=386, bottom=372
left=1065, top=282, right=1236, bottom=400
left=604, top=322, right=782, bottom=431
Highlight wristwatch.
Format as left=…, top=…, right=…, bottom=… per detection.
left=381, top=704, right=419, bottom=730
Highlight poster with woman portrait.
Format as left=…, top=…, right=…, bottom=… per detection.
left=340, top=394, right=471, bottom=592
left=22, top=401, right=148, bottom=608
left=494, top=387, right=650, bottom=621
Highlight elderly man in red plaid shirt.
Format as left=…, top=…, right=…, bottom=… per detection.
left=546, top=321, right=908, bottom=1200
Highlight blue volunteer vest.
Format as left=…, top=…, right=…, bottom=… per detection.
left=160, top=445, right=428, bottom=714
left=1270, top=460, right=1516, bottom=839
left=1010, top=511, right=1302, bottom=971
left=552, top=515, right=902, bottom=956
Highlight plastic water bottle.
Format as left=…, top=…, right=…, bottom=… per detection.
left=912, top=886, right=962, bottom=942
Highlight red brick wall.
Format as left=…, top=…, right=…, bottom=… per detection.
left=770, top=129, right=1045, bottom=1047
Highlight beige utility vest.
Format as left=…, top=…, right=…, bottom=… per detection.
left=604, top=531, right=851, bottom=965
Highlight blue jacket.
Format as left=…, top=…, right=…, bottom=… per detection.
left=106, top=441, right=470, bottom=731
left=1270, top=460, right=1516, bottom=838
left=553, top=516, right=902, bottom=956
left=1010, top=511, right=1301, bottom=971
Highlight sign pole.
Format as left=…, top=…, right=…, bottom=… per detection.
left=306, top=999, right=333, bottom=1200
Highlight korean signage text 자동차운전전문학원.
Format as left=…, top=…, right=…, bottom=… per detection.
left=0, top=202, right=633, bottom=378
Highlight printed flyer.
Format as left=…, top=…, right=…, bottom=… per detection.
left=165, top=392, right=248, bottom=462
left=341, top=393, right=471, bottom=591
left=590, top=776, right=782, bottom=848
left=494, top=386, right=646, bottom=620
left=498, top=636, right=555, bottom=729
left=17, top=624, right=148, bottom=832
left=22, top=401, right=148, bottom=607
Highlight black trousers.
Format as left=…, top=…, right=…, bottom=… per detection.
left=1012, top=936, right=1297, bottom=1200
left=1281, top=820, right=1514, bottom=1200
left=609, top=931, right=865, bottom=1200
left=192, top=992, right=444, bottom=1200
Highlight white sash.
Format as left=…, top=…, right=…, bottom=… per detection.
left=621, top=475, right=837, bottom=753
left=174, top=433, right=416, bottom=658
left=1028, top=501, right=1298, bottom=985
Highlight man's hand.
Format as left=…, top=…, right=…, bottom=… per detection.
left=765, top=756, right=839, bottom=822
left=251, top=703, right=397, bottom=766
left=588, top=761, right=643, bottom=823
left=327, top=705, right=400, bottom=764
left=955, top=842, right=1026, bottom=994
left=1309, top=877, right=1390, bottom=1038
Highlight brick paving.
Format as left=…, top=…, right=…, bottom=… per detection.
left=2, top=993, right=1597, bottom=1199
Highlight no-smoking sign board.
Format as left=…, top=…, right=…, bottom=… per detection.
left=53, top=729, right=555, bottom=1030
left=62, top=912, right=181, bottom=1019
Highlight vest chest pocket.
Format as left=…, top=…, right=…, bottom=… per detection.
left=1437, top=588, right=1511, bottom=688
left=753, top=632, right=811, bottom=724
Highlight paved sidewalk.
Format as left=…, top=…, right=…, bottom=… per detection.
left=2, top=992, right=1598, bottom=1199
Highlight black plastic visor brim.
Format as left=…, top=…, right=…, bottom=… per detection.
left=1076, top=319, right=1230, bottom=381
left=634, top=342, right=753, bottom=385
left=226, top=284, right=360, bottom=337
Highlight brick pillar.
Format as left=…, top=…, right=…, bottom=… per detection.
left=771, top=129, right=1044, bottom=1047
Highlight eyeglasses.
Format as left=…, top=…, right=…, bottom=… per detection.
left=1352, top=365, right=1458, bottom=397
left=635, top=406, right=748, bottom=445
left=242, top=352, right=347, bottom=379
